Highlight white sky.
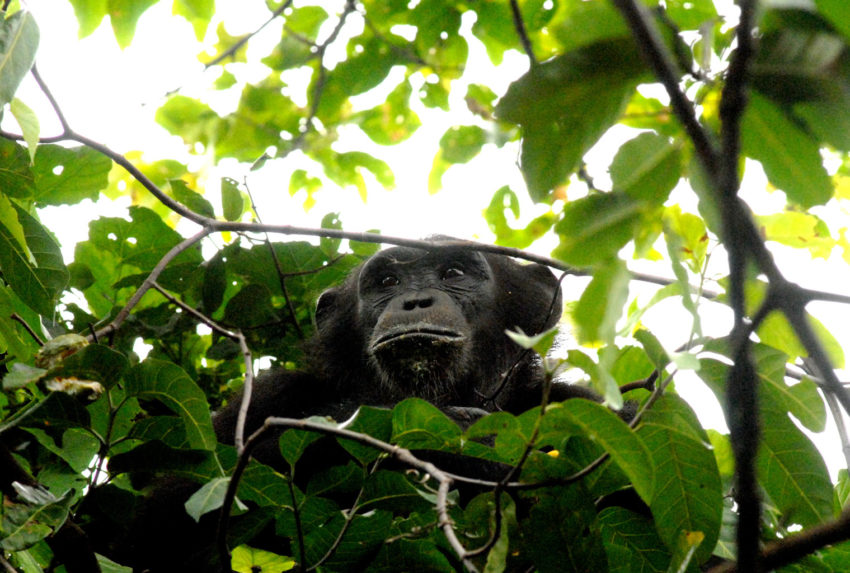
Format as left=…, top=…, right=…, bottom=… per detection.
left=14, top=0, right=850, bottom=477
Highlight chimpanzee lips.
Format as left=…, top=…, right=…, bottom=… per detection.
left=370, top=324, right=466, bottom=353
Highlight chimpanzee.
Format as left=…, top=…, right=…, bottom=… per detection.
left=124, top=242, right=602, bottom=571
left=213, top=241, right=599, bottom=450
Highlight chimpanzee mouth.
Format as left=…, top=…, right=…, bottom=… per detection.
left=370, top=325, right=466, bottom=353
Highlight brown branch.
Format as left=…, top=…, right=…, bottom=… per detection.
left=709, top=507, right=850, bottom=573
left=610, top=0, right=719, bottom=175
left=509, top=0, right=536, bottom=65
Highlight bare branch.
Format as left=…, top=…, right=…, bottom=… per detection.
left=709, top=507, right=850, bottom=573
left=509, top=0, right=537, bottom=65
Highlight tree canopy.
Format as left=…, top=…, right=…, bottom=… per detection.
left=2, top=0, right=850, bottom=571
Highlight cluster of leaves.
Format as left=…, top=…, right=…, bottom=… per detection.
left=2, top=0, right=850, bottom=572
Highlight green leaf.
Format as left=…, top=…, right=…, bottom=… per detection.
left=752, top=345, right=826, bottom=433
left=278, top=429, right=323, bottom=467
left=185, top=477, right=232, bottom=522
left=0, top=192, right=28, bottom=256
left=610, top=132, right=681, bottom=205
left=356, top=80, right=421, bottom=145
left=10, top=98, right=39, bottom=162
left=173, top=0, right=214, bottom=41
left=697, top=354, right=833, bottom=527
left=599, top=507, right=671, bottom=572
left=496, top=38, right=646, bottom=200
left=553, top=192, right=642, bottom=267
left=221, top=177, right=244, bottom=221
left=816, top=0, right=850, bottom=42
left=0, top=11, right=39, bottom=109
left=758, top=401, right=833, bottom=527
left=2, top=362, right=46, bottom=390
left=169, top=179, right=215, bottom=218
left=391, top=398, right=462, bottom=452
left=573, top=257, right=630, bottom=345
left=155, top=95, right=218, bottom=147
left=521, top=484, right=608, bottom=571
left=44, top=343, right=128, bottom=391
left=68, top=0, right=108, bottom=38
left=741, top=92, right=833, bottom=207
left=303, top=510, right=392, bottom=569
left=33, top=145, right=112, bottom=206
left=338, top=406, right=393, bottom=464
left=638, top=395, right=722, bottom=563
left=124, top=359, right=217, bottom=451
left=540, top=399, right=654, bottom=504
left=0, top=489, right=73, bottom=552
left=359, top=471, right=433, bottom=513
left=232, top=546, right=295, bottom=573
left=0, top=200, right=68, bottom=316
left=223, top=284, right=274, bottom=328
left=0, top=138, right=35, bottom=198
left=108, top=0, right=157, bottom=48
left=755, top=211, right=833, bottom=258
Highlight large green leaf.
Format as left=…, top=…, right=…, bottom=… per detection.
left=391, top=398, right=462, bottom=452
left=0, top=200, right=67, bottom=316
left=124, top=359, right=216, bottom=451
left=697, top=354, right=833, bottom=527
left=539, top=399, right=655, bottom=504
left=741, top=92, right=832, bottom=207
left=32, top=145, right=112, bottom=206
left=496, top=38, right=646, bottom=200
left=521, top=484, right=608, bottom=571
left=0, top=11, right=39, bottom=109
left=599, top=507, right=671, bottom=573
left=552, top=192, right=642, bottom=267
left=752, top=345, right=826, bottom=433
left=638, top=395, right=722, bottom=563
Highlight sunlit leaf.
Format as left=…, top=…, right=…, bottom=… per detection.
left=497, top=38, right=646, bottom=200
left=553, top=192, right=642, bottom=267
left=108, top=0, right=157, bottom=48
left=610, top=132, right=681, bottom=205
left=741, top=92, right=832, bottom=207
left=0, top=11, right=39, bottom=109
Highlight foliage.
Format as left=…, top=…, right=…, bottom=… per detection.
left=1, top=0, right=850, bottom=571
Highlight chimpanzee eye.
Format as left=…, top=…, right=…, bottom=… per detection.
left=381, top=275, right=400, bottom=287
left=442, top=267, right=464, bottom=280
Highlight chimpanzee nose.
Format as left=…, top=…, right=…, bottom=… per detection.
left=402, top=294, right=434, bottom=311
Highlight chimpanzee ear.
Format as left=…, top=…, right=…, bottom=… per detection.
left=487, top=255, right=563, bottom=334
left=315, top=288, right=339, bottom=329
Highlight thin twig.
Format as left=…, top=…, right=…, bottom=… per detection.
left=91, top=228, right=212, bottom=342
left=204, top=0, right=294, bottom=68
left=10, top=313, right=44, bottom=346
